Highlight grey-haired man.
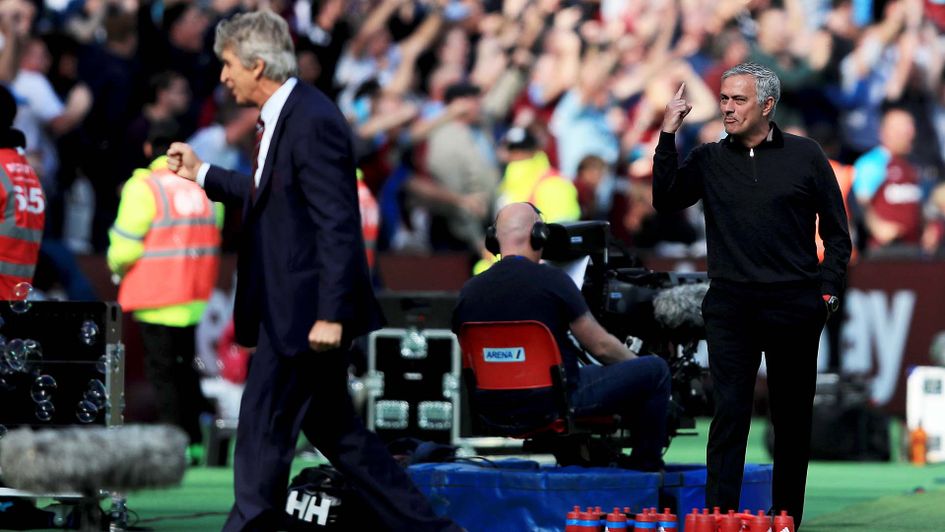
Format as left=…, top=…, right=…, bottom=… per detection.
left=652, top=63, right=851, bottom=526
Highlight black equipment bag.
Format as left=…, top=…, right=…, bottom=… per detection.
left=283, top=465, right=381, bottom=530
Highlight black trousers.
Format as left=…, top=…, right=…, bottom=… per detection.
left=223, top=326, right=460, bottom=532
left=137, top=322, right=212, bottom=444
left=702, top=280, right=827, bottom=527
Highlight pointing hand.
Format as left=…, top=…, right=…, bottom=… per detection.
left=661, top=82, right=693, bottom=134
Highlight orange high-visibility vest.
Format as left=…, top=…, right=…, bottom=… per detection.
left=118, top=169, right=220, bottom=311
left=358, top=179, right=379, bottom=270
left=816, top=159, right=856, bottom=264
left=0, top=148, right=44, bottom=299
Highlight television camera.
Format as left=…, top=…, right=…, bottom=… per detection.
left=541, top=221, right=712, bottom=436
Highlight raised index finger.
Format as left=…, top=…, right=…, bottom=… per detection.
left=674, top=82, right=686, bottom=100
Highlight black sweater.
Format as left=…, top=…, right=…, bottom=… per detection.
left=652, top=124, right=851, bottom=296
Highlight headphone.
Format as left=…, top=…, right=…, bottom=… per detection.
left=485, top=202, right=550, bottom=255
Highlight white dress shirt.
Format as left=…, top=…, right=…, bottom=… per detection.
left=197, top=77, right=299, bottom=189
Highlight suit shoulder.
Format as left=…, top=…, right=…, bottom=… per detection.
left=284, top=84, right=351, bottom=143
left=289, top=82, right=346, bottom=123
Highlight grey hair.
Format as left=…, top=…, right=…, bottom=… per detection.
left=722, top=62, right=780, bottom=119
left=213, top=10, right=298, bottom=82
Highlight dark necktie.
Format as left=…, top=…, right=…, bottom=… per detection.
left=251, top=118, right=264, bottom=200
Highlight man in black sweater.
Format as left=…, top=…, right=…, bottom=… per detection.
left=652, top=63, right=851, bottom=527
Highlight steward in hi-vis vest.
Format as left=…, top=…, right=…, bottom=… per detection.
left=108, top=122, right=223, bottom=462
left=0, top=86, right=44, bottom=299
left=113, top=158, right=221, bottom=311
left=497, top=127, right=580, bottom=223
left=0, top=146, right=44, bottom=298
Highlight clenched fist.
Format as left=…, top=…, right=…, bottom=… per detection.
left=167, top=142, right=203, bottom=182
left=309, top=320, right=343, bottom=352
left=661, top=83, right=693, bottom=134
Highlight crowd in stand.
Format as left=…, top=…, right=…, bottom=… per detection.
left=7, top=0, right=945, bottom=286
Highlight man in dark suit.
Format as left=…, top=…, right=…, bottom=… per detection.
left=167, top=10, right=459, bottom=532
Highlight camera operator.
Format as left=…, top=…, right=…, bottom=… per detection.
left=653, top=63, right=851, bottom=526
left=451, top=202, right=670, bottom=472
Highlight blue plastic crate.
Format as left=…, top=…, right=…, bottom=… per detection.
left=659, top=463, right=773, bottom=531
left=408, top=459, right=661, bottom=531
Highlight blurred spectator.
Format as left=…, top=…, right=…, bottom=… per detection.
left=412, top=63, right=462, bottom=130
left=575, top=154, right=611, bottom=221
left=10, top=30, right=94, bottom=268
left=0, top=0, right=937, bottom=271
left=0, top=84, right=45, bottom=299
left=748, top=5, right=828, bottom=127
left=142, top=2, right=214, bottom=123
left=419, top=81, right=498, bottom=252
left=884, top=15, right=945, bottom=188
left=703, top=28, right=751, bottom=97
left=294, top=0, right=352, bottom=97
left=548, top=29, right=619, bottom=179
left=13, top=35, right=91, bottom=192
left=853, top=108, right=923, bottom=250
left=125, top=71, right=192, bottom=173
left=334, top=0, right=429, bottom=117
left=78, top=7, right=141, bottom=251
left=835, top=0, right=915, bottom=157
left=496, top=126, right=579, bottom=222
left=619, top=175, right=698, bottom=254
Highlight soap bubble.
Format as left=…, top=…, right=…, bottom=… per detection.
left=35, top=400, right=54, bottom=421
left=10, top=282, right=32, bottom=314
left=5, top=339, right=26, bottom=371
left=12, top=282, right=31, bottom=299
left=24, top=339, right=40, bottom=357
left=75, top=400, right=98, bottom=423
left=98, top=348, right=124, bottom=374
left=79, top=320, right=99, bottom=346
left=31, top=374, right=57, bottom=402
left=84, top=379, right=107, bottom=408
left=0, top=376, right=13, bottom=392
left=88, top=379, right=106, bottom=395
left=23, top=339, right=42, bottom=373
left=84, top=388, right=106, bottom=409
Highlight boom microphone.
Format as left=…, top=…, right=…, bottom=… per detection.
left=0, top=425, right=188, bottom=495
left=652, top=282, right=709, bottom=330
